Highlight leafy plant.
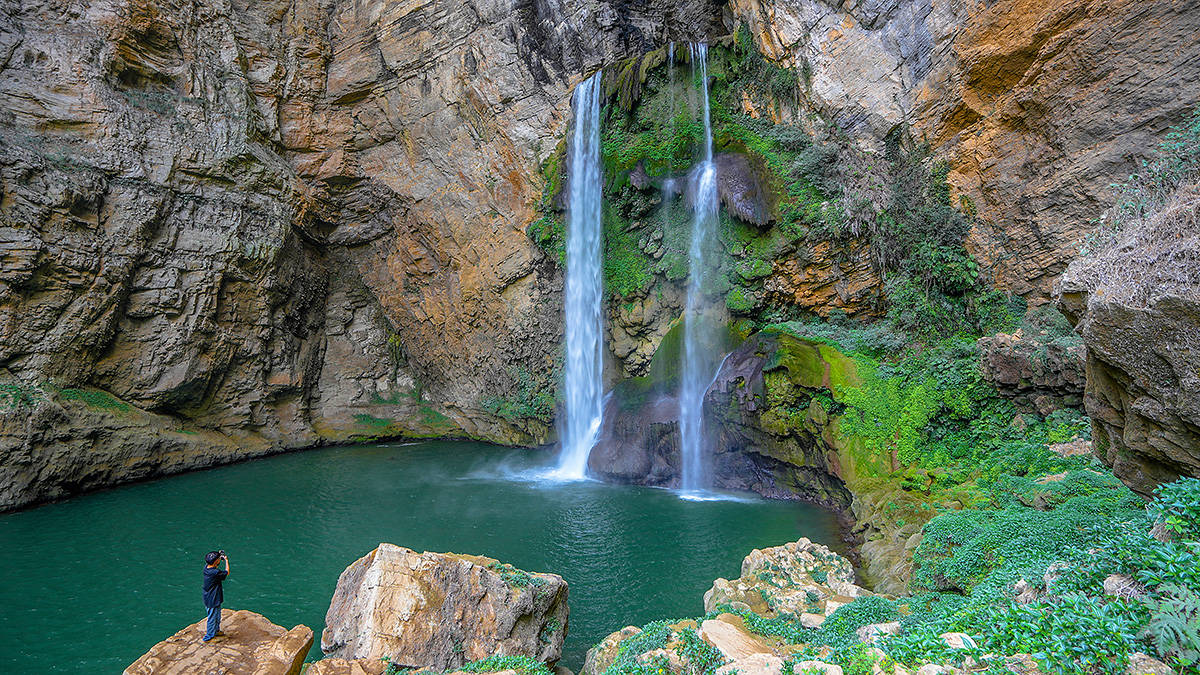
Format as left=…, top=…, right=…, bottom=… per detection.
left=1145, top=584, right=1200, bottom=669
left=1148, top=477, right=1200, bottom=540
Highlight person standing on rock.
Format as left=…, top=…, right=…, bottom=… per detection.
left=202, top=550, right=230, bottom=642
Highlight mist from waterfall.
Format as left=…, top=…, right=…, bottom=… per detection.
left=679, top=43, right=720, bottom=493
left=552, top=72, right=605, bottom=480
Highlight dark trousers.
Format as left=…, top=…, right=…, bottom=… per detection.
left=204, top=605, right=221, bottom=640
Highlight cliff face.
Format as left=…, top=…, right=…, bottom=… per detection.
left=2, top=0, right=1198, bottom=510
left=0, top=0, right=717, bottom=510
left=727, top=0, right=1200, bottom=297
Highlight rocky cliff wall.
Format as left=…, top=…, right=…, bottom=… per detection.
left=2, top=0, right=1198, bottom=510
left=726, top=0, right=1200, bottom=298
left=0, top=0, right=718, bottom=510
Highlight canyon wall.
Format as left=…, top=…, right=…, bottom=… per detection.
left=2, top=0, right=1198, bottom=509
left=0, top=0, right=718, bottom=509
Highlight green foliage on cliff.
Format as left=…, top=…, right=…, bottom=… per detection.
left=481, top=367, right=554, bottom=424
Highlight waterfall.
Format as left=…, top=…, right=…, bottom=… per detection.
left=552, top=72, right=605, bottom=480
left=679, top=44, right=719, bottom=493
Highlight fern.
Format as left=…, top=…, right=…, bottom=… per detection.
left=1146, top=584, right=1200, bottom=668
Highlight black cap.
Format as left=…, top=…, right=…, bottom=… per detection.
left=205, top=551, right=221, bottom=565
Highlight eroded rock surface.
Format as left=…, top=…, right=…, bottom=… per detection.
left=0, top=0, right=720, bottom=510
left=977, top=330, right=1085, bottom=414
left=321, top=543, right=568, bottom=670
left=704, top=538, right=870, bottom=621
left=124, top=609, right=312, bottom=675
left=727, top=0, right=1200, bottom=298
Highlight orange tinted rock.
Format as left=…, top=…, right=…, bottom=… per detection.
left=123, top=609, right=312, bottom=675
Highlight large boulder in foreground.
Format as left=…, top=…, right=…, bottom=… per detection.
left=124, top=609, right=312, bottom=675
left=704, top=538, right=871, bottom=626
left=321, top=543, right=568, bottom=669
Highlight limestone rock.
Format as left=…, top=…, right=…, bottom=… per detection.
left=977, top=331, right=1085, bottom=413
left=793, top=661, right=844, bottom=675
left=939, top=633, right=976, bottom=650
left=321, top=544, right=568, bottom=670
left=1103, top=574, right=1145, bottom=600
left=304, top=659, right=387, bottom=675
left=582, top=626, right=642, bottom=675
left=699, top=616, right=773, bottom=660
left=124, top=609, right=312, bottom=675
left=1057, top=282, right=1200, bottom=494
left=855, top=622, right=901, bottom=645
left=704, top=538, right=867, bottom=622
left=715, top=653, right=785, bottom=675
left=714, top=153, right=772, bottom=227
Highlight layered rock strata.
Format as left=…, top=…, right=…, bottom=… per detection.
left=727, top=0, right=1200, bottom=297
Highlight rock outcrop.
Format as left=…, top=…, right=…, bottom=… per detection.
left=704, top=538, right=871, bottom=626
left=727, top=0, right=1200, bottom=298
left=0, top=0, right=722, bottom=511
left=1056, top=182, right=1200, bottom=494
left=977, top=329, right=1085, bottom=414
left=321, top=543, right=568, bottom=669
left=124, top=609, right=312, bottom=675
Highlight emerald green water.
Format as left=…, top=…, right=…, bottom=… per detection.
left=0, top=441, right=842, bottom=673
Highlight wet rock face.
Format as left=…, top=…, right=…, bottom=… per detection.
left=321, top=543, right=569, bottom=670
left=124, top=609, right=313, bottom=675
left=725, top=0, right=1200, bottom=298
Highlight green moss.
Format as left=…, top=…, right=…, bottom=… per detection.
left=58, top=388, right=131, bottom=413
left=725, top=286, right=756, bottom=313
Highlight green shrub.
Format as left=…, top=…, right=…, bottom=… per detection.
left=1149, top=477, right=1200, bottom=540
left=1145, top=584, right=1200, bottom=669
left=481, top=367, right=555, bottom=424
left=460, top=655, right=553, bottom=675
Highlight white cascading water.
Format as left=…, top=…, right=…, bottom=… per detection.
left=679, top=44, right=719, bottom=493
left=552, top=72, right=605, bottom=479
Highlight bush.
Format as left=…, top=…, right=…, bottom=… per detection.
left=1149, top=477, right=1200, bottom=540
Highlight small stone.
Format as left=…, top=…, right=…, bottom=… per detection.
left=940, top=632, right=976, bottom=650
left=915, top=666, right=952, bottom=675
left=792, top=661, right=843, bottom=675
left=1125, top=652, right=1172, bottom=675
left=1103, top=574, right=1145, bottom=599
left=855, top=622, right=901, bottom=644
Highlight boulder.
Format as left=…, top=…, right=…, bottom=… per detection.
left=793, top=661, right=844, bottom=675
left=976, top=330, right=1085, bottom=413
left=704, top=538, right=868, bottom=622
left=1125, top=652, right=1172, bottom=675
left=321, top=544, right=568, bottom=670
left=855, top=622, right=901, bottom=644
left=123, top=609, right=312, bottom=675
left=1103, top=574, right=1145, bottom=600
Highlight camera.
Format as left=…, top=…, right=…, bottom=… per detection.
left=218, top=550, right=226, bottom=558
